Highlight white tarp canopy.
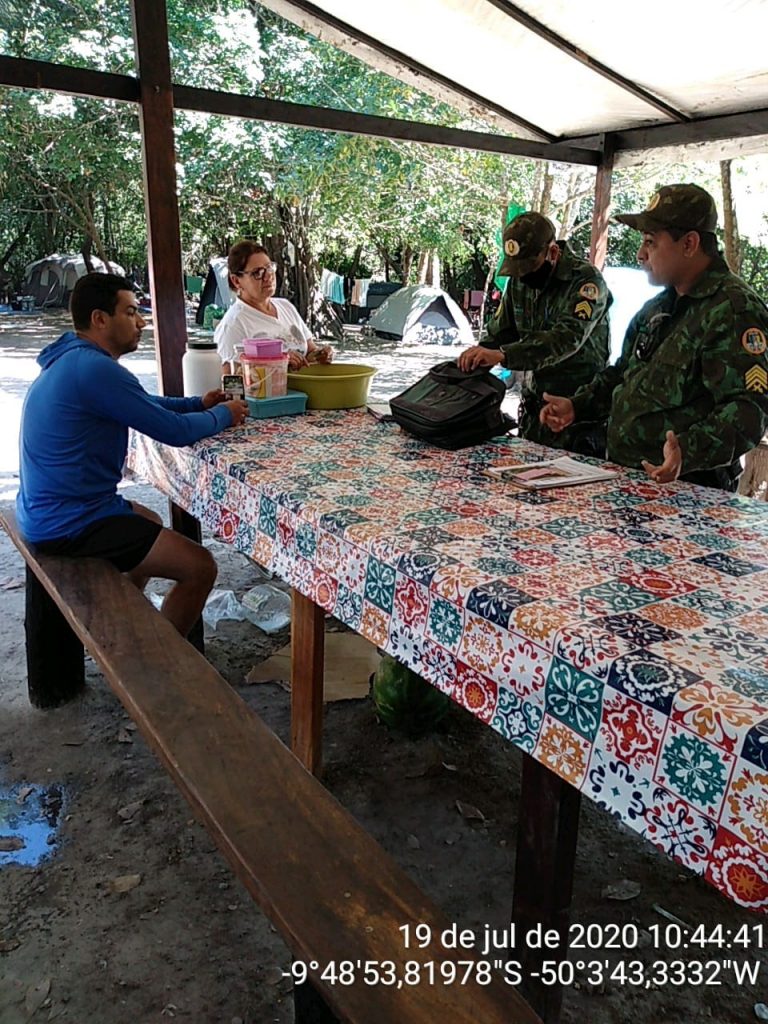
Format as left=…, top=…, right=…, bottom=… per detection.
left=264, top=0, right=768, bottom=162
left=367, top=284, right=475, bottom=345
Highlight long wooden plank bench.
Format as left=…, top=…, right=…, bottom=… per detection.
left=0, top=509, right=540, bottom=1024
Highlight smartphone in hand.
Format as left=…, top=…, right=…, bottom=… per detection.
left=222, top=374, right=245, bottom=401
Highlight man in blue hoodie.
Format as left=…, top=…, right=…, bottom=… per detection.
left=17, top=272, right=249, bottom=637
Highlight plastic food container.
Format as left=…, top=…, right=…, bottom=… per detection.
left=245, top=390, right=308, bottom=418
left=243, top=337, right=284, bottom=358
left=286, top=363, right=377, bottom=410
left=241, top=352, right=289, bottom=398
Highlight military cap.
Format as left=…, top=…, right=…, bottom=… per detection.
left=615, top=183, right=718, bottom=234
left=499, top=212, right=556, bottom=277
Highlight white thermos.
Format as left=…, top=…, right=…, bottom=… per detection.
left=182, top=340, right=222, bottom=397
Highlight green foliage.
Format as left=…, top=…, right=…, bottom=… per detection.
left=371, top=654, right=451, bottom=736
left=0, top=1, right=764, bottom=307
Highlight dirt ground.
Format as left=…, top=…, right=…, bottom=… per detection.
left=1, top=312, right=767, bottom=1024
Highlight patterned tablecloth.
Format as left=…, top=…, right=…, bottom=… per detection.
left=127, top=410, right=768, bottom=912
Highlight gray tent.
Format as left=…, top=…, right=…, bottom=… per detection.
left=23, top=254, right=125, bottom=308
left=196, top=257, right=234, bottom=324
left=366, top=285, right=474, bottom=346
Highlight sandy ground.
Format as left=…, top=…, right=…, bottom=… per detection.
left=1, top=311, right=766, bottom=1024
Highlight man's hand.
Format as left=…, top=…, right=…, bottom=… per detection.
left=457, top=347, right=504, bottom=372
left=224, top=399, right=249, bottom=427
left=314, top=344, right=333, bottom=364
left=202, top=389, right=226, bottom=409
left=539, top=392, right=575, bottom=433
left=641, top=430, right=683, bottom=484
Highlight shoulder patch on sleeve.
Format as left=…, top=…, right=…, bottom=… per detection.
left=742, top=327, right=767, bottom=356
left=579, top=282, right=599, bottom=302
left=574, top=300, right=593, bottom=320
left=745, top=365, right=768, bottom=392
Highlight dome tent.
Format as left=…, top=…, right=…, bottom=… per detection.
left=22, top=254, right=125, bottom=308
left=195, top=256, right=234, bottom=325
left=366, top=285, right=474, bottom=346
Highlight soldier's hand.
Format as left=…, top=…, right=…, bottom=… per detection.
left=641, top=430, right=682, bottom=484
left=225, top=399, right=250, bottom=427
left=539, top=393, right=575, bottom=433
left=457, top=347, right=504, bottom=372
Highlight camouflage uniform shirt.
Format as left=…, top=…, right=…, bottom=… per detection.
left=570, top=256, right=768, bottom=474
left=485, top=242, right=611, bottom=447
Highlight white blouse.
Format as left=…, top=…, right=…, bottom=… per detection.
left=214, top=297, right=313, bottom=364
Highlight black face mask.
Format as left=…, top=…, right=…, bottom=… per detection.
left=520, top=259, right=554, bottom=290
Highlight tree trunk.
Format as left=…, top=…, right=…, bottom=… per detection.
left=428, top=251, right=440, bottom=288
left=416, top=250, right=428, bottom=284
left=402, top=245, right=414, bottom=285
left=539, top=165, right=554, bottom=216
left=720, top=159, right=741, bottom=273
left=530, top=161, right=553, bottom=214
left=349, top=244, right=363, bottom=279
left=81, top=236, right=95, bottom=274
left=478, top=264, right=495, bottom=338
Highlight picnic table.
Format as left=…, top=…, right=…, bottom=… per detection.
left=126, top=408, right=768, bottom=920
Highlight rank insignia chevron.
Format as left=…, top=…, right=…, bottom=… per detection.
left=745, top=365, right=768, bottom=392
left=574, top=300, right=593, bottom=320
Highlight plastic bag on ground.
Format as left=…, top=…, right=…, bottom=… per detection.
left=202, top=589, right=247, bottom=629
left=241, top=584, right=291, bottom=633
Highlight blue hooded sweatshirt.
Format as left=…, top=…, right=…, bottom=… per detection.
left=17, top=332, right=232, bottom=543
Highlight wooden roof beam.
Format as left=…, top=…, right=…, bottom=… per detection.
left=565, top=106, right=768, bottom=156
left=0, top=56, right=598, bottom=165
left=172, top=84, right=599, bottom=165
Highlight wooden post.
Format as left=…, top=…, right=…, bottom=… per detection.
left=512, top=754, right=581, bottom=1024
left=589, top=133, right=616, bottom=271
left=169, top=502, right=205, bottom=653
left=24, top=566, right=85, bottom=708
left=130, top=0, right=187, bottom=398
left=291, top=589, right=325, bottom=775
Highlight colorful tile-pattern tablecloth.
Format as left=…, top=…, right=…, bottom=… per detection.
left=127, top=411, right=768, bottom=912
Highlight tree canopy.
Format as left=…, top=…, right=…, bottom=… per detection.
left=0, top=0, right=764, bottom=308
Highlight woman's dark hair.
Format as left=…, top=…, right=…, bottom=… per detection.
left=70, top=272, right=135, bottom=330
left=227, top=239, right=269, bottom=288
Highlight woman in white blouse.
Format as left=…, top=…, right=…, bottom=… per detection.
left=214, top=240, right=332, bottom=371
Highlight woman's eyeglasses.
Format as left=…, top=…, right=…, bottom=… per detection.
left=235, top=262, right=276, bottom=282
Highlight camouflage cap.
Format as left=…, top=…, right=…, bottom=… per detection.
left=615, top=183, right=718, bottom=234
left=499, top=212, right=556, bottom=277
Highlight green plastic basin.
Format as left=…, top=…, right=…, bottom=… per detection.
left=286, top=363, right=377, bottom=410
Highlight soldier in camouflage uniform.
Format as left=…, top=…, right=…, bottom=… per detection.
left=540, top=184, right=768, bottom=491
left=458, top=211, right=612, bottom=450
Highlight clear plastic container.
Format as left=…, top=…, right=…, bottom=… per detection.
left=241, top=353, right=289, bottom=398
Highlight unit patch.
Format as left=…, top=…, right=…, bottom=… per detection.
left=745, top=365, right=768, bottom=393
left=646, top=192, right=661, bottom=211
left=574, top=300, right=593, bottom=320
left=742, top=327, right=767, bottom=356
left=579, top=282, right=599, bottom=302
left=504, top=239, right=520, bottom=257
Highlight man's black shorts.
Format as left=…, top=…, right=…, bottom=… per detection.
left=34, top=514, right=163, bottom=572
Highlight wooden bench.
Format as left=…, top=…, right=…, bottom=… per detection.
left=0, top=510, right=540, bottom=1024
